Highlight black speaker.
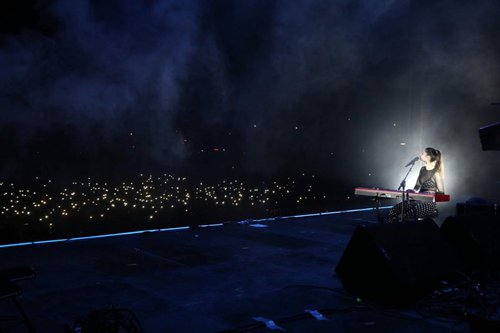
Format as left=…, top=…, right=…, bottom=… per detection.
left=335, top=219, right=465, bottom=301
left=456, top=197, right=497, bottom=216
left=479, top=122, right=500, bottom=151
left=441, top=212, right=500, bottom=273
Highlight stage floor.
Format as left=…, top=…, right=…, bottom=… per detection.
left=0, top=208, right=469, bottom=332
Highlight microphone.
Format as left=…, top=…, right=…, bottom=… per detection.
left=404, top=157, right=419, bottom=167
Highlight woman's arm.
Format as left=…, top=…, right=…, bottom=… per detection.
left=435, top=172, right=445, bottom=193
left=414, top=169, right=422, bottom=191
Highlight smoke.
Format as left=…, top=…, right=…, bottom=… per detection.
left=0, top=0, right=202, bottom=178
left=0, top=0, right=499, bottom=203
left=348, top=0, right=500, bottom=202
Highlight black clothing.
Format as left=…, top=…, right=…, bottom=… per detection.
left=414, top=167, right=438, bottom=192
left=387, top=166, right=441, bottom=222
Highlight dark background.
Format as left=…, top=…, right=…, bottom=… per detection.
left=0, top=0, right=499, bottom=202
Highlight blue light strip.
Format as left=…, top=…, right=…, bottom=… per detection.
left=31, top=238, right=67, bottom=245
left=0, top=226, right=190, bottom=249
left=69, top=228, right=160, bottom=241
left=0, top=242, right=32, bottom=249
left=250, top=206, right=392, bottom=222
left=0, top=206, right=389, bottom=249
left=199, top=223, right=224, bottom=228
left=158, top=226, right=190, bottom=232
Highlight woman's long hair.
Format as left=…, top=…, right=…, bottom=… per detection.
left=425, top=147, right=444, bottom=178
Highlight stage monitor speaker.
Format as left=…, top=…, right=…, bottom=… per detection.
left=479, top=122, right=500, bottom=151
left=335, top=219, right=466, bottom=301
left=456, top=197, right=497, bottom=216
left=441, top=212, right=500, bottom=273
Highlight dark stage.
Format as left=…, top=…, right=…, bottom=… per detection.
left=0, top=207, right=483, bottom=333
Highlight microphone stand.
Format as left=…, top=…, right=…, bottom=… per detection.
left=397, top=162, right=416, bottom=222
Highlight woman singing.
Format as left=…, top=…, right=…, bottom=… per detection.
left=385, top=147, right=444, bottom=222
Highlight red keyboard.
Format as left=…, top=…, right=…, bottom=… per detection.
left=354, top=187, right=450, bottom=202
